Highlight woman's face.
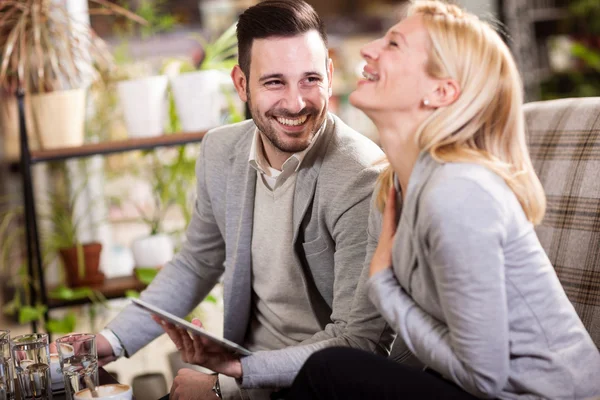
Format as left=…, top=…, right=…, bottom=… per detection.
left=349, top=14, right=436, bottom=119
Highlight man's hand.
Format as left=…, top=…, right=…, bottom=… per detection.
left=170, top=369, right=218, bottom=400
left=96, top=333, right=118, bottom=366
left=370, top=185, right=398, bottom=277
left=154, top=316, right=243, bottom=378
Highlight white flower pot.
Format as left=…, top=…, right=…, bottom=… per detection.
left=170, top=70, right=224, bottom=132
left=117, top=75, right=169, bottom=138
left=131, top=233, right=174, bottom=269
left=30, top=89, right=86, bottom=149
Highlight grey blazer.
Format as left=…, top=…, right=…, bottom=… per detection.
left=107, top=113, right=393, bottom=388
left=368, top=152, right=600, bottom=399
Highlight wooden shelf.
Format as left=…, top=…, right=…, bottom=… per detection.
left=30, top=131, right=207, bottom=164
left=48, top=275, right=147, bottom=309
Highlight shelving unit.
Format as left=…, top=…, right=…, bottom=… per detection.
left=15, top=92, right=207, bottom=335
left=501, top=0, right=569, bottom=101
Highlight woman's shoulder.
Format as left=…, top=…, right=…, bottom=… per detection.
left=432, top=161, right=511, bottom=200
left=420, top=161, right=516, bottom=221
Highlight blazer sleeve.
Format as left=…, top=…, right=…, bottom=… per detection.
left=240, top=167, right=394, bottom=389
left=368, top=177, right=510, bottom=398
left=106, top=132, right=226, bottom=356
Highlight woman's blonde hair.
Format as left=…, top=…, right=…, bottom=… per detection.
left=376, top=0, right=546, bottom=224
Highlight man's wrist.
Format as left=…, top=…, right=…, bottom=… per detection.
left=99, top=328, right=125, bottom=358
left=231, top=359, right=243, bottom=379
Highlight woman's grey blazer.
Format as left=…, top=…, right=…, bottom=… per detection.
left=368, top=153, right=600, bottom=399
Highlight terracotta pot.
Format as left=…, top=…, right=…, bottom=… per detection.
left=59, top=242, right=105, bottom=287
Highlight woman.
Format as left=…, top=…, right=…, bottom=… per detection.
left=285, top=1, right=600, bottom=399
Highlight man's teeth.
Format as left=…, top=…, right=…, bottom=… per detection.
left=276, top=115, right=308, bottom=126
left=363, top=71, right=379, bottom=81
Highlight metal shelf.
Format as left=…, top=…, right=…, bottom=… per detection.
left=13, top=92, right=208, bottom=334
left=30, top=131, right=206, bottom=164
left=48, top=276, right=147, bottom=309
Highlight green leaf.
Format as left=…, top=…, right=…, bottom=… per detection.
left=204, top=294, right=218, bottom=304
left=125, top=290, right=140, bottom=298
left=18, top=305, right=47, bottom=324
left=1, top=297, right=19, bottom=316
left=48, top=285, right=93, bottom=301
left=46, top=312, right=77, bottom=334
left=135, top=267, right=159, bottom=285
left=571, top=43, right=600, bottom=71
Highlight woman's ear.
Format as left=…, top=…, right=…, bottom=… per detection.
left=429, top=78, right=460, bottom=108
left=231, top=65, right=248, bottom=102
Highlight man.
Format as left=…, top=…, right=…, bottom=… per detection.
left=97, top=1, right=391, bottom=398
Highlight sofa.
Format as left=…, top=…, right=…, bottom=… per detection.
left=525, top=96, right=600, bottom=349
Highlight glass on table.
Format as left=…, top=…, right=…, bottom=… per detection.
left=10, top=333, right=52, bottom=400
left=0, top=330, right=15, bottom=400
left=55, top=334, right=97, bottom=400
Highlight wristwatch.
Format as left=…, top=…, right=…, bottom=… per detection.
left=212, top=374, right=222, bottom=398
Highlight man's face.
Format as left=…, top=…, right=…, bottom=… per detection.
left=233, top=31, right=332, bottom=155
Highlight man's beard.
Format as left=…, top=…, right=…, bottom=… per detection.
left=247, top=90, right=327, bottom=154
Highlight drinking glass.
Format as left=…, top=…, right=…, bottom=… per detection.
left=0, top=330, right=14, bottom=400
left=11, top=333, right=52, bottom=400
left=56, top=334, right=97, bottom=400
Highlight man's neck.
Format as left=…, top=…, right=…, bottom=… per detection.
left=260, top=136, right=293, bottom=171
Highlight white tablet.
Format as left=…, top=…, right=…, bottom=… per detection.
left=131, top=298, right=252, bottom=356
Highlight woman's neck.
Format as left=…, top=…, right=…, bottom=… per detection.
left=375, top=118, right=422, bottom=201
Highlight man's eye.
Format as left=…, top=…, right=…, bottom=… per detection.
left=265, top=80, right=282, bottom=86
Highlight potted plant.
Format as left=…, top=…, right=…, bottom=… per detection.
left=0, top=0, right=146, bottom=152
left=112, top=0, right=178, bottom=139
left=0, top=196, right=107, bottom=333
left=167, top=22, right=239, bottom=133
left=128, top=149, right=190, bottom=270
left=46, top=191, right=105, bottom=288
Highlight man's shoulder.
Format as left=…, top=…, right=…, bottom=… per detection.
left=324, top=114, right=384, bottom=170
left=202, top=119, right=256, bottom=157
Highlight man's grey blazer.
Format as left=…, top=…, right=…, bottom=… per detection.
left=107, top=113, right=393, bottom=388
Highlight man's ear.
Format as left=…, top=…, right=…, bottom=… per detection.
left=327, top=57, right=334, bottom=97
left=429, top=78, right=460, bottom=108
left=231, top=65, right=248, bottom=102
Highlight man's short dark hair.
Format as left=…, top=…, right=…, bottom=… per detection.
left=236, top=0, right=328, bottom=78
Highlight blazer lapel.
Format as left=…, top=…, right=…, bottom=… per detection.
left=223, top=135, right=256, bottom=343
left=292, top=115, right=334, bottom=242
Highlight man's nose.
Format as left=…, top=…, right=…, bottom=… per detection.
left=282, top=87, right=307, bottom=114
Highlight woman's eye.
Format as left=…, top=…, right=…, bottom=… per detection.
left=389, top=40, right=399, bottom=48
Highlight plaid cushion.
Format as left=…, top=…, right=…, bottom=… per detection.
left=525, top=97, right=600, bottom=349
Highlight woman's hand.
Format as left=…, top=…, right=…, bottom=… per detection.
left=370, top=185, right=398, bottom=277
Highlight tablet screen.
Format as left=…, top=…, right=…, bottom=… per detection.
left=131, top=298, right=252, bottom=356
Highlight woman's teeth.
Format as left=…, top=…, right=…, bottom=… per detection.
left=276, top=115, right=308, bottom=126
left=363, top=71, right=379, bottom=81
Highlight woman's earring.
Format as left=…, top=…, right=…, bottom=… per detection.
left=423, top=98, right=430, bottom=107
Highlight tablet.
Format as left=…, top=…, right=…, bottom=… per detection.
left=131, top=298, right=252, bottom=356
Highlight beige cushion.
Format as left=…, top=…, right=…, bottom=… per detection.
left=525, top=97, right=600, bottom=349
